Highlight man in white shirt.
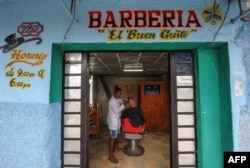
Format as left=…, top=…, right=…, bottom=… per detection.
left=107, top=86, right=126, bottom=164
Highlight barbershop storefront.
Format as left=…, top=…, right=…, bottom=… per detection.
left=1, top=0, right=250, bottom=168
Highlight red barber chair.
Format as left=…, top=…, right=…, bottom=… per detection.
left=122, top=118, right=145, bottom=156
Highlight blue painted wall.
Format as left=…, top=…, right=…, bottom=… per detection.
left=0, top=103, right=61, bottom=168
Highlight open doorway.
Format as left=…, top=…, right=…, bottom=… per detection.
left=51, top=42, right=232, bottom=168
left=60, top=50, right=197, bottom=168
left=89, top=51, right=196, bottom=167
left=88, top=51, right=172, bottom=168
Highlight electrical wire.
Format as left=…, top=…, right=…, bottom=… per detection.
left=212, top=1, right=231, bottom=41
left=62, top=0, right=76, bottom=53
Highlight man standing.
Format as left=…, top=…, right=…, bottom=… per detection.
left=107, top=86, right=126, bottom=164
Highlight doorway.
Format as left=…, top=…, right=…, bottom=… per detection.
left=60, top=50, right=196, bottom=168
left=88, top=50, right=196, bottom=168
left=87, top=51, right=172, bottom=167
left=50, top=42, right=233, bottom=168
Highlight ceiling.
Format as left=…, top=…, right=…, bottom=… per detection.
left=89, top=51, right=169, bottom=77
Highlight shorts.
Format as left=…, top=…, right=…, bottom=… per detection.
left=110, top=129, right=120, bottom=138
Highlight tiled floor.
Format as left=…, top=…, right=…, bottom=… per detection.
left=89, top=125, right=171, bottom=168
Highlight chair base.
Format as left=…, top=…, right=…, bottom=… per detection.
left=123, top=139, right=145, bottom=156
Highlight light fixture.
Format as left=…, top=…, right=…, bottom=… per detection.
left=123, top=63, right=144, bottom=72
left=123, top=69, right=144, bottom=72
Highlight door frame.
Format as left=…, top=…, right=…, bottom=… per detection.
left=50, top=42, right=233, bottom=168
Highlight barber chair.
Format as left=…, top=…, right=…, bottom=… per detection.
left=122, top=118, right=145, bottom=156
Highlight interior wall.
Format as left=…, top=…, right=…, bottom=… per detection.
left=94, top=75, right=167, bottom=124
left=140, top=81, right=170, bottom=131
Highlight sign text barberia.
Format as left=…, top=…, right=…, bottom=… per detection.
left=88, top=10, right=202, bottom=41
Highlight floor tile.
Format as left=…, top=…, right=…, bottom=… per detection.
left=89, top=126, right=170, bottom=168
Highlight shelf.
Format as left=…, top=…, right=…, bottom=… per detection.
left=89, top=108, right=101, bottom=136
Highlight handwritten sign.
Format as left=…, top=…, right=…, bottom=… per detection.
left=98, top=28, right=197, bottom=41
left=5, top=49, right=47, bottom=89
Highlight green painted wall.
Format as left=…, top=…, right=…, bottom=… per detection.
left=195, top=46, right=233, bottom=168
left=217, top=44, right=233, bottom=152
left=196, top=49, right=222, bottom=168
left=50, top=44, right=63, bottom=103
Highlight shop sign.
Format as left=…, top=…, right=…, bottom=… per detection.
left=88, top=9, right=202, bottom=41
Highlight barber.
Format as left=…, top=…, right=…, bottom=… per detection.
left=107, top=86, right=127, bottom=164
